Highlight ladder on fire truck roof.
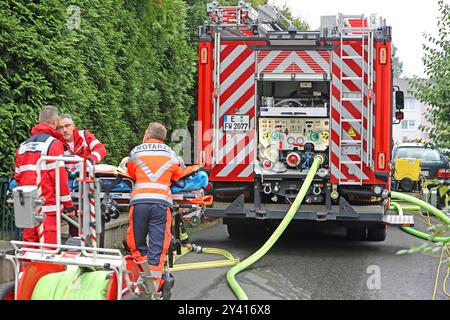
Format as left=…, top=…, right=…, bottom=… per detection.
left=337, top=14, right=375, bottom=185
left=206, top=1, right=258, bottom=28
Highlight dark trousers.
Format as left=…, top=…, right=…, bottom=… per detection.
left=127, top=203, right=172, bottom=271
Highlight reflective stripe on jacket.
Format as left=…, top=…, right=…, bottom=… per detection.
left=63, top=128, right=107, bottom=171
left=127, top=139, right=183, bottom=207
left=14, top=123, right=73, bottom=211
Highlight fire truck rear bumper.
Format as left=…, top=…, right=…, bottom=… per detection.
left=205, top=196, right=386, bottom=223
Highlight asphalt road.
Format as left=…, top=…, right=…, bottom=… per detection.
left=171, top=218, right=448, bottom=300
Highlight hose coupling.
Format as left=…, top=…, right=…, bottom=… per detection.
left=192, top=244, right=202, bottom=253
left=314, top=154, right=325, bottom=165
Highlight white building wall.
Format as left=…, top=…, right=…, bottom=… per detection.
left=392, top=78, right=431, bottom=143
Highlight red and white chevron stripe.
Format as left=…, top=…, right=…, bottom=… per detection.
left=257, top=50, right=330, bottom=74
left=211, top=44, right=256, bottom=181
left=330, top=41, right=377, bottom=184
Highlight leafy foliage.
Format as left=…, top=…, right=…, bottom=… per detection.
left=409, top=0, right=449, bottom=152
left=0, top=0, right=195, bottom=177
left=0, top=0, right=308, bottom=176
left=277, top=1, right=309, bottom=31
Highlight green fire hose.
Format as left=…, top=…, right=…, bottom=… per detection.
left=389, top=197, right=450, bottom=243
left=226, top=155, right=324, bottom=300
left=225, top=160, right=449, bottom=299
left=390, top=191, right=450, bottom=226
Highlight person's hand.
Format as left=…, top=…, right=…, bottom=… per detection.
left=86, top=156, right=96, bottom=166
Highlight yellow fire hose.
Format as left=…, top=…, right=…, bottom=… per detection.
left=170, top=245, right=240, bottom=272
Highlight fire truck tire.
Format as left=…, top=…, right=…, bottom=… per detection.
left=367, top=225, right=387, bottom=241
left=346, top=226, right=367, bottom=241
left=0, top=281, right=15, bottom=300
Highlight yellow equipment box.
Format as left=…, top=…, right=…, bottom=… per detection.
left=394, top=158, right=421, bottom=181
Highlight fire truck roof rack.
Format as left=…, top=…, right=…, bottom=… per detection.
left=202, top=2, right=391, bottom=41
left=204, top=2, right=294, bottom=35
left=321, top=13, right=389, bottom=39
left=206, top=1, right=258, bottom=28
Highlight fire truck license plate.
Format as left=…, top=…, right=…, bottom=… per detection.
left=223, top=115, right=250, bottom=132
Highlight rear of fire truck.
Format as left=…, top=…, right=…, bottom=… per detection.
left=197, top=1, right=406, bottom=241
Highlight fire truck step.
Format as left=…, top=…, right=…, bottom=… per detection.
left=342, top=56, right=362, bottom=59
left=342, top=28, right=370, bottom=33
left=340, top=140, right=362, bottom=144
left=342, top=97, right=363, bottom=101
left=341, top=119, right=362, bottom=122
left=342, top=76, right=363, bottom=81
left=342, top=91, right=363, bottom=95
left=382, top=215, right=414, bottom=227
left=340, top=161, right=362, bottom=165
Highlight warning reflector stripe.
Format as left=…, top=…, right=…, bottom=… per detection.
left=211, top=44, right=256, bottom=181
left=257, top=50, right=330, bottom=74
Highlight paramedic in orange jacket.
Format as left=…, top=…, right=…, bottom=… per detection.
left=126, top=122, right=183, bottom=292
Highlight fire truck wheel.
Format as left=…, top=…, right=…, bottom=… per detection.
left=0, top=281, right=15, bottom=300
left=346, top=226, right=367, bottom=241
left=366, top=225, right=387, bottom=242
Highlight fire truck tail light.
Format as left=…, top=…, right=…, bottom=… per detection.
left=378, top=152, right=386, bottom=170
left=380, top=47, right=387, bottom=64
left=395, top=111, right=404, bottom=120
left=200, top=47, right=208, bottom=64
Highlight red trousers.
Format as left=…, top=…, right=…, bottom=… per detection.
left=22, top=213, right=57, bottom=244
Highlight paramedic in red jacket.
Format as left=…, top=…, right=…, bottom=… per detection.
left=126, top=122, right=183, bottom=293
left=14, top=106, right=75, bottom=244
left=56, top=114, right=107, bottom=172
left=57, top=114, right=107, bottom=238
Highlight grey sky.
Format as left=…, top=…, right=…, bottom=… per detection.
left=270, top=0, right=442, bottom=78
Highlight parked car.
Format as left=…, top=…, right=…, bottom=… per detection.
left=391, top=142, right=450, bottom=210
left=392, top=142, right=450, bottom=181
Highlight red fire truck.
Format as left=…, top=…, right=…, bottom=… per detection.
left=196, top=1, right=408, bottom=241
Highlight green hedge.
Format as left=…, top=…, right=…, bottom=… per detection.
left=0, top=0, right=195, bottom=177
